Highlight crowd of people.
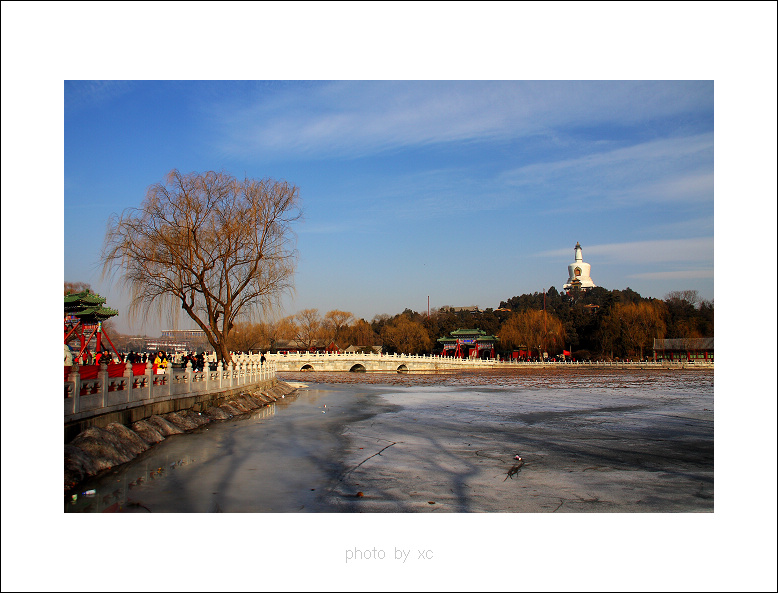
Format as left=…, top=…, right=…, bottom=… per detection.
left=123, top=350, right=207, bottom=371
left=66, top=347, right=267, bottom=371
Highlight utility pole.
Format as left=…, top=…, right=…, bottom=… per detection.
left=543, top=288, right=547, bottom=359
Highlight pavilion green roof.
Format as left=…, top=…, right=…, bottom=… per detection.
left=449, top=328, right=488, bottom=336
left=64, top=290, right=118, bottom=322
left=437, top=328, right=497, bottom=343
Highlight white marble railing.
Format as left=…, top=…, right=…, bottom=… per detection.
left=64, top=360, right=276, bottom=418
left=268, top=351, right=495, bottom=364
left=494, top=359, right=713, bottom=366
left=267, top=351, right=711, bottom=366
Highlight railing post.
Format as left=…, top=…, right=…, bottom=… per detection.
left=98, top=360, right=108, bottom=408
left=69, top=363, right=81, bottom=414
left=186, top=361, right=193, bottom=393
left=217, top=361, right=224, bottom=389
left=144, top=361, right=153, bottom=399
left=124, top=360, right=134, bottom=400
left=204, top=361, right=211, bottom=390
left=165, top=364, right=173, bottom=395
left=228, top=362, right=234, bottom=387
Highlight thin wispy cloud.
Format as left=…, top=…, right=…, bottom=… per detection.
left=540, top=238, right=713, bottom=265
left=211, top=81, right=713, bottom=160
left=628, top=270, right=713, bottom=280
left=501, top=134, right=714, bottom=208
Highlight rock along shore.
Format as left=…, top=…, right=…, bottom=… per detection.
left=64, top=381, right=299, bottom=494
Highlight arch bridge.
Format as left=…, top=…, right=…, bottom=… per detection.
left=267, top=351, right=497, bottom=373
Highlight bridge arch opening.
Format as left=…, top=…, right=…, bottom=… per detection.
left=349, top=364, right=366, bottom=373
left=300, top=364, right=315, bottom=372
left=397, top=364, right=409, bottom=374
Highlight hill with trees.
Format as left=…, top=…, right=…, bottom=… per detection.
left=68, top=278, right=712, bottom=361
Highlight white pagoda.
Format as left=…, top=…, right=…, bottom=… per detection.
left=563, top=242, right=596, bottom=291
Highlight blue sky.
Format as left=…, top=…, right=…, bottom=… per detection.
left=64, top=79, right=715, bottom=334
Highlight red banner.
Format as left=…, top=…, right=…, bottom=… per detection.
left=64, top=363, right=149, bottom=381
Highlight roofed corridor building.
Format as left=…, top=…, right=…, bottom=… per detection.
left=438, top=328, right=498, bottom=359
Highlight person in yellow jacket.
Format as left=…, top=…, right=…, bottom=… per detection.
left=153, top=351, right=168, bottom=373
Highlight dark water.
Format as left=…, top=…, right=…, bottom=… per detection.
left=65, top=369, right=714, bottom=513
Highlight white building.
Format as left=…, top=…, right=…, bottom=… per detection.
left=563, top=242, right=596, bottom=291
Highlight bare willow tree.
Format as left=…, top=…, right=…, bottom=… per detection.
left=227, top=321, right=268, bottom=353
left=499, top=309, right=566, bottom=358
left=323, top=309, right=354, bottom=347
left=64, top=281, right=92, bottom=295
left=294, top=309, right=323, bottom=350
left=101, top=169, right=301, bottom=363
left=381, top=315, right=431, bottom=354
left=342, top=319, right=379, bottom=349
left=601, top=301, right=667, bottom=359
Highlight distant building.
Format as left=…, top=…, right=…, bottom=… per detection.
left=145, top=339, right=188, bottom=353
left=344, top=345, right=383, bottom=355
left=161, top=329, right=207, bottom=340
left=440, top=305, right=480, bottom=314
left=437, top=328, right=497, bottom=359
left=653, top=338, right=713, bottom=362
left=156, top=329, right=209, bottom=352
left=563, top=242, right=596, bottom=292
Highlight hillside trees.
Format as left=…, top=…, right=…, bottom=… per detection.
left=499, top=309, right=566, bottom=358
left=64, top=281, right=92, bottom=295
left=272, top=286, right=709, bottom=358
left=599, top=301, right=667, bottom=359
left=227, top=321, right=268, bottom=352
left=101, top=169, right=301, bottom=363
left=664, top=290, right=713, bottom=338
left=381, top=314, right=432, bottom=354
left=323, top=310, right=355, bottom=347
left=341, top=319, right=380, bottom=349
left=294, top=309, right=324, bottom=350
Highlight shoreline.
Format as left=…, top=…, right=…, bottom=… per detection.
left=64, top=381, right=298, bottom=495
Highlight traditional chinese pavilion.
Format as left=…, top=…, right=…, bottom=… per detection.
left=64, top=290, right=120, bottom=362
left=438, top=328, right=498, bottom=359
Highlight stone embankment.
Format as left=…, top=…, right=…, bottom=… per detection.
left=64, top=381, right=298, bottom=493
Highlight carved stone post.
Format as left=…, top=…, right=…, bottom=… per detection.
left=165, top=364, right=173, bottom=395
left=144, top=361, right=153, bottom=400
left=68, top=363, right=81, bottom=414
left=98, top=360, right=109, bottom=408
left=124, top=360, right=134, bottom=401
left=186, top=361, right=193, bottom=391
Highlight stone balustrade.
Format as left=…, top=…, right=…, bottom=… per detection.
left=267, top=351, right=713, bottom=372
left=65, top=359, right=277, bottom=421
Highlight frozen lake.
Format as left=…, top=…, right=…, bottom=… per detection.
left=65, top=368, right=714, bottom=513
